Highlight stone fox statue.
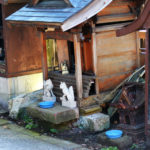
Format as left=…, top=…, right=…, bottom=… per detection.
left=60, top=82, right=76, bottom=108
left=43, top=79, right=54, bottom=97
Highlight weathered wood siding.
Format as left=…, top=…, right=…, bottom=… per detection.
left=56, top=40, right=69, bottom=66
left=1, top=3, right=42, bottom=77
left=96, top=30, right=137, bottom=91
left=6, top=25, right=42, bottom=76
left=97, top=0, right=135, bottom=17
left=82, top=41, right=93, bottom=72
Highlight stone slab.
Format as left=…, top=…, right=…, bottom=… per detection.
left=0, top=120, right=86, bottom=150
left=97, top=132, right=133, bottom=150
left=77, top=113, right=110, bottom=132
left=8, top=90, right=43, bottom=119
left=26, top=102, right=79, bottom=124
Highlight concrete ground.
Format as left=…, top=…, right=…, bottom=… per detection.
left=0, top=119, right=86, bottom=150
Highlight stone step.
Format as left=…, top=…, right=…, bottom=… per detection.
left=80, top=105, right=102, bottom=115
left=26, top=102, right=79, bottom=124
left=77, top=113, right=110, bottom=132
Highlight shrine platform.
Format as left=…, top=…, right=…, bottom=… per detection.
left=26, top=101, right=79, bottom=124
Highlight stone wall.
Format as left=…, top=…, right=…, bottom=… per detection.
left=0, top=73, right=43, bottom=110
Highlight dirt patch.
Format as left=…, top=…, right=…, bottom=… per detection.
left=0, top=113, right=146, bottom=150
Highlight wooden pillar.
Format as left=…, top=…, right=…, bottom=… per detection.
left=41, top=32, right=48, bottom=81
left=73, top=33, right=83, bottom=100
left=145, top=29, right=150, bottom=136
left=136, top=31, right=141, bottom=68
left=91, top=31, right=99, bottom=94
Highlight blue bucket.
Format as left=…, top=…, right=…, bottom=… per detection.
left=105, top=130, right=123, bottom=139
left=38, top=101, right=55, bottom=109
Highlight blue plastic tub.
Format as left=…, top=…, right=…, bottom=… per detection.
left=38, top=101, right=55, bottom=109
left=105, top=130, right=123, bottom=139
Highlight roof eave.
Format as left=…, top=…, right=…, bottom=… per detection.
left=6, top=20, right=62, bottom=28
left=61, top=0, right=113, bottom=32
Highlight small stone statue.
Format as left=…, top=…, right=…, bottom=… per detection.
left=43, top=79, right=56, bottom=101
left=60, top=61, right=69, bottom=75
left=60, top=82, right=76, bottom=108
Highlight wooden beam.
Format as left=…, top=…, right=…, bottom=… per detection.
left=95, top=22, right=130, bottom=33
left=6, top=20, right=61, bottom=28
left=96, top=13, right=135, bottom=24
left=145, top=29, right=150, bottom=136
left=91, top=30, right=99, bottom=94
left=74, top=34, right=83, bottom=100
left=136, top=31, right=141, bottom=67
left=41, top=32, right=48, bottom=81
left=44, top=31, right=73, bottom=41
left=116, top=0, right=150, bottom=36
left=144, top=14, right=150, bottom=28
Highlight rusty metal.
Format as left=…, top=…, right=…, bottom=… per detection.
left=112, top=82, right=145, bottom=141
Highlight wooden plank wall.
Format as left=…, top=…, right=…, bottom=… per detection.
left=56, top=40, right=69, bottom=66
left=82, top=41, right=93, bottom=72
left=1, top=3, right=42, bottom=77
left=97, top=0, right=135, bottom=16
left=97, top=0, right=136, bottom=24
left=96, top=30, right=137, bottom=91
left=6, top=25, right=42, bottom=76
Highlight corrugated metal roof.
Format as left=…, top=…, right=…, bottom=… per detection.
left=6, top=0, right=92, bottom=24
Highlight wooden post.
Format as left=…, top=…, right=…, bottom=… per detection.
left=145, top=29, right=150, bottom=136
left=73, top=34, right=83, bottom=100
left=136, top=31, right=141, bottom=68
left=41, top=32, right=48, bottom=81
left=91, top=31, right=99, bottom=94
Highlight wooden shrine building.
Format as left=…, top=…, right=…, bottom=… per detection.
left=3, top=0, right=144, bottom=108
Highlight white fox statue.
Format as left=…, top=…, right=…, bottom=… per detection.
left=60, top=82, right=77, bottom=108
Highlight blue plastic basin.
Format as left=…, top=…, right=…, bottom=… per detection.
left=38, top=101, right=55, bottom=109
left=105, top=130, right=123, bottom=139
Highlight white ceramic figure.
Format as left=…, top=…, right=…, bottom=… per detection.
left=60, top=61, right=69, bottom=75
left=60, top=82, right=76, bottom=108
left=43, top=79, right=56, bottom=101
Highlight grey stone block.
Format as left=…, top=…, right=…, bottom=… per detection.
left=78, top=113, right=110, bottom=132
left=26, top=102, right=79, bottom=124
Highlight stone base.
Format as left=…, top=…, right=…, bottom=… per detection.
left=0, top=73, right=43, bottom=110
left=97, top=132, right=133, bottom=150
left=26, top=102, right=79, bottom=124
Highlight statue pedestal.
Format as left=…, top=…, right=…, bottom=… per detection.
left=43, top=96, right=56, bottom=102
left=60, top=97, right=77, bottom=108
